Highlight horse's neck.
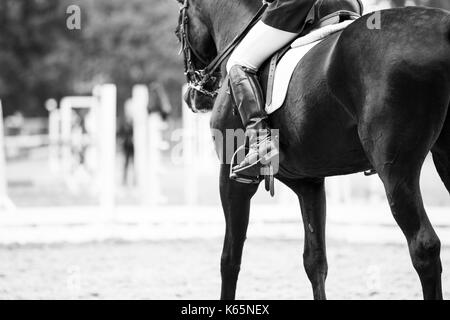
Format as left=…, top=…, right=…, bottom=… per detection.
left=208, top=0, right=260, bottom=52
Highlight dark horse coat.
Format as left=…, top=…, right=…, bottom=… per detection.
left=177, top=0, right=450, bottom=300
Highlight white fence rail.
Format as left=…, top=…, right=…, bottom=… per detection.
left=0, top=100, right=16, bottom=211
left=47, top=84, right=117, bottom=214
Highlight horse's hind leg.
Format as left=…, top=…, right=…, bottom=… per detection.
left=359, top=104, right=445, bottom=299
left=381, top=165, right=442, bottom=299
left=282, top=178, right=327, bottom=300
left=219, top=164, right=259, bottom=300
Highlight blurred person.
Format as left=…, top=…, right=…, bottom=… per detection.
left=118, top=102, right=135, bottom=187
left=148, top=82, right=172, bottom=121
left=5, top=111, right=25, bottom=136
left=149, top=83, right=171, bottom=152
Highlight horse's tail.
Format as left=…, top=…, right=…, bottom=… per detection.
left=447, top=16, right=450, bottom=56
left=447, top=16, right=450, bottom=44
left=447, top=13, right=450, bottom=69
left=430, top=15, right=450, bottom=195
left=442, top=13, right=450, bottom=131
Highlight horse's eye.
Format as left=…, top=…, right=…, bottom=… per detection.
left=174, top=26, right=181, bottom=41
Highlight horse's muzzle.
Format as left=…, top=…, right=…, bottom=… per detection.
left=184, top=86, right=214, bottom=113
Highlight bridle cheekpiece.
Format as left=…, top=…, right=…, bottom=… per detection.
left=178, top=0, right=219, bottom=98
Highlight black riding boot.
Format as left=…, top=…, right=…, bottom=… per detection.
left=228, top=65, right=279, bottom=182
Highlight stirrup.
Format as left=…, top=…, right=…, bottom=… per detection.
left=232, top=136, right=278, bottom=174
left=229, top=146, right=260, bottom=183
left=364, top=169, right=377, bottom=176
left=229, top=170, right=261, bottom=184
left=229, top=146, right=276, bottom=197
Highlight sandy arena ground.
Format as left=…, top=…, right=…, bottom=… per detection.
left=2, top=144, right=449, bottom=300
left=0, top=238, right=449, bottom=300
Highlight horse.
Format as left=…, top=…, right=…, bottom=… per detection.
left=175, top=0, right=450, bottom=300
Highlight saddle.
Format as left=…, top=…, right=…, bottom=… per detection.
left=305, top=0, right=363, bottom=29
left=238, top=0, right=365, bottom=195
left=263, top=0, right=363, bottom=113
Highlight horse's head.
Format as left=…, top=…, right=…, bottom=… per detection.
left=175, top=0, right=220, bottom=113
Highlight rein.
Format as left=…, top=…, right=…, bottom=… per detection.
left=178, top=0, right=270, bottom=98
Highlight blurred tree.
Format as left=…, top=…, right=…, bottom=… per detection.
left=79, top=0, right=184, bottom=118
left=390, top=0, right=406, bottom=6
left=0, top=0, right=78, bottom=116
left=0, top=0, right=184, bottom=117
left=389, top=0, right=450, bottom=10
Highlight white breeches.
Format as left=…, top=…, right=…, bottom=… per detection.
left=226, top=21, right=298, bottom=73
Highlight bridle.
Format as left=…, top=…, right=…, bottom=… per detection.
left=177, top=0, right=269, bottom=98
left=178, top=0, right=218, bottom=97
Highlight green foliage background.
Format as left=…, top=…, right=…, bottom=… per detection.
left=0, top=0, right=183, bottom=117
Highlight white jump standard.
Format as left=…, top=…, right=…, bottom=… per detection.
left=0, top=100, right=16, bottom=211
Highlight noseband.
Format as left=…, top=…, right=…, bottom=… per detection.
left=177, top=0, right=269, bottom=98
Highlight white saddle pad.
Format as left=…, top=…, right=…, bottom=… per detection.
left=266, top=20, right=354, bottom=114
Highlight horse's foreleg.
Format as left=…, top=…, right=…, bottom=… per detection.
left=283, top=178, right=328, bottom=300
left=219, top=164, right=259, bottom=300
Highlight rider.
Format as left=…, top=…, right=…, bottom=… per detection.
left=228, top=0, right=364, bottom=182
left=227, top=0, right=317, bottom=181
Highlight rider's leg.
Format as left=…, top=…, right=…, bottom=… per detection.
left=226, top=21, right=298, bottom=72
left=227, top=22, right=297, bottom=178
left=228, top=66, right=278, bottom=178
